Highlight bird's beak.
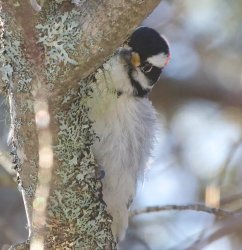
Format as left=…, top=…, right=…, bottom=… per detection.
left=117, top=48, right=141, bottom=68
left=130, top=52, right=141, bottom=67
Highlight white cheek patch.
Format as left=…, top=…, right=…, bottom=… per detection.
left=147, top=52, right=169, bottom=68
left=132, top=69, right=152, bottom=90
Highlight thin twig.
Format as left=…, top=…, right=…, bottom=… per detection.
left=220, top=192, right=242, bottom=206
left=130, top=204, right=240, bottom=219
left=186, top=214, right=242, bottom=250
left=218, top=137, right=242, bottom=186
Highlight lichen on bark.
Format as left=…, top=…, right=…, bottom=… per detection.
left=0, top=0, right=161, bottom=249
left=48, top=80, right=115, bottom=249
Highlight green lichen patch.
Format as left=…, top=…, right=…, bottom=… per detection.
left=36, top=9, right=82, bottom=83
left=50, top=80, right=114, bottom=249
left=0, top=14, right=5, bottom=91
left=0, top=13, right=37, bottom=200
left=0, top=14, right=32, bottom=92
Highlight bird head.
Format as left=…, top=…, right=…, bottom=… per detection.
left=120, top=27, right=170, bottom=97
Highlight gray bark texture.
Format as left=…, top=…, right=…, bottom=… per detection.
left=0, top=0, right=160, bottom=249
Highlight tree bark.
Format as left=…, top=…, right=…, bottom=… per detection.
left=0, top=0, right=161, bottom=249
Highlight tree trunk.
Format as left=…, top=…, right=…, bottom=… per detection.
left=0, top=0, right=160, bottom=249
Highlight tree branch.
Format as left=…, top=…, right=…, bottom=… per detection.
left=1, top=0, right=162, bottom=249
left=130, top=204, right=239, bottom=219
left=221, top=192, right=242, bottom=206
left=151, top=78, right=242, bottom=110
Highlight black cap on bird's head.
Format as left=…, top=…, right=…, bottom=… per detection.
left=127, top=27, right=170, bottom=91
left=128, top=26, right=170, bottom=63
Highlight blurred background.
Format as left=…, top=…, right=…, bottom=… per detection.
left=1, top=0, right=242, bottom=249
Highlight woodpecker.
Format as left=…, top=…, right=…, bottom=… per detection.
left=89, top=26, right=170, bottom=241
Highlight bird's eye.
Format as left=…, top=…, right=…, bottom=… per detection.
left=140, top=63, right=153, bottom=73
